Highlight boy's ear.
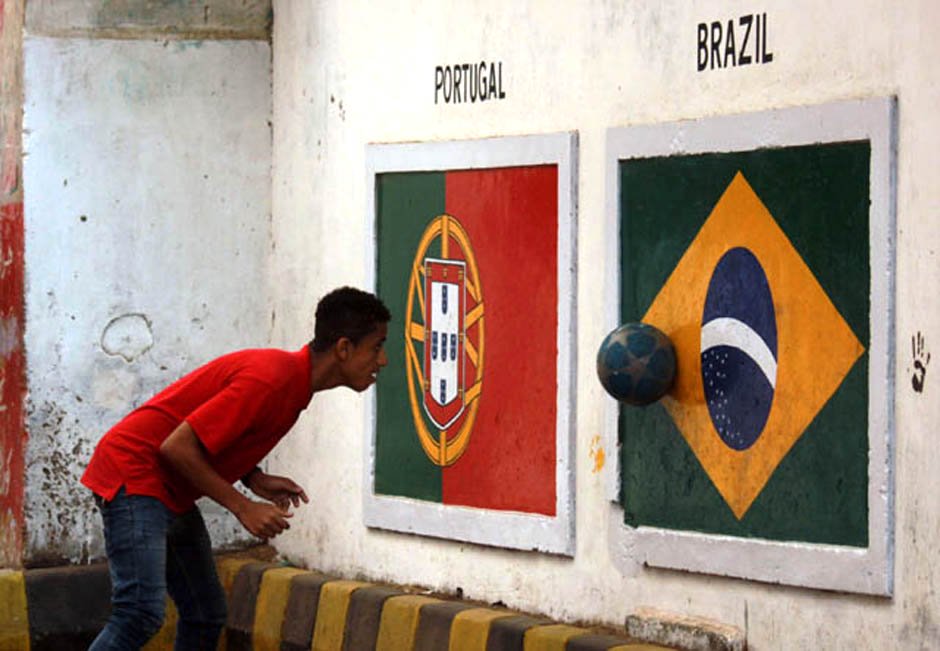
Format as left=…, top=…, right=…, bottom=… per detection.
left=335, top=336, right=352, bottom=360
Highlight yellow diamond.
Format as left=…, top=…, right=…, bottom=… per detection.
left=644, top=172, right=865, bottom=519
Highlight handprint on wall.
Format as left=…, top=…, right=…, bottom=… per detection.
left=911, top=332, right=930, bottom=393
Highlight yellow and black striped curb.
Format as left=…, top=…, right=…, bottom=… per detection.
left=1, top=564, right=113, bottom=650
left=0, top=558, right=223, bottom=651
left=219, top=559, right=674, bottom=651
left=0, top=569, right=29, bottom=650
left=0, top=556, right=685, bottom=650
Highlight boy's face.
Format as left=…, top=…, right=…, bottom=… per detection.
left=340, top=322, right=389, bottom=391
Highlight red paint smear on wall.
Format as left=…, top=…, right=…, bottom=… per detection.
left=442, top=166, right=558, bottom=515
left=0, top=201, right=25, bottom=565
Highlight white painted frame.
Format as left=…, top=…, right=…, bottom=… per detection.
left=604, top=98, right=896, bottom=594
left=363, top=133, right=578, bottom=555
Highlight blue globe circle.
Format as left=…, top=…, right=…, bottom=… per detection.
left=597, top=322, right=676, bottom=406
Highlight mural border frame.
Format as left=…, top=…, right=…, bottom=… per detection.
left=603, top=98, right=896, bottom=594
left=363, top=132, right=578, bottom=555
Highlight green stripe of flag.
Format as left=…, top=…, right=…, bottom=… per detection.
left=375, top=172, right=444, bottom=502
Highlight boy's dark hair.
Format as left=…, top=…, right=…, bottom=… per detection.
left=311, top=287, right=391, bottom=352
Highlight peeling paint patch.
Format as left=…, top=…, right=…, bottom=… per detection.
left=0, top=447, right=10, bottom=494
left=101, top=313, right=153, bottom=362
left=0, top=315, right=18, bottom=357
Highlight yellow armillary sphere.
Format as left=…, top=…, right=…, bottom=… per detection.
left=404, top=214, right=485, bottom=466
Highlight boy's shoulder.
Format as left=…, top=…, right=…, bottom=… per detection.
left=219, top=347, right=308, bottom=385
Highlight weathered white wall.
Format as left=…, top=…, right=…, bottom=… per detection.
left=268, top=1, right=940, bottom=648
left=23, top=36, right=272, bottom=564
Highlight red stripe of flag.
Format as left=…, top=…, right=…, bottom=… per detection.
left=442, top=166, right=558, bottom=515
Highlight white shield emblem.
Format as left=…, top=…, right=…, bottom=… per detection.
left=423, top=258, right=466, bottom=429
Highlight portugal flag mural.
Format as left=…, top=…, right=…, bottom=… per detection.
left=374, top=164, right=560, bottom=517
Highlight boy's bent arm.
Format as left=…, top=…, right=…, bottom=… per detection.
left=158, top=422, right=292, bottom=539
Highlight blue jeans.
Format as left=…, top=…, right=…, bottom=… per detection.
left=89, top=488, right=228, bottom=650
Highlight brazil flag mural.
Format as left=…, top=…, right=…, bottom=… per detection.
left=365, top=135, right=576, bottom=553
left=620, top=143, right=870, bottom=545
left=608, top=99, right=896, bottom=594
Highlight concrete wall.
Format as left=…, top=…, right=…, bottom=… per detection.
left=22, top=4, right=272, bottom=565
left=267, top=1, right=940, bottom=648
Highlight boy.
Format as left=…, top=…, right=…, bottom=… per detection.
left=82, top=286, right=390, bottom=650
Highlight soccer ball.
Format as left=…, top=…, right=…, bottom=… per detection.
left=596, top=322, right=677, bottom=406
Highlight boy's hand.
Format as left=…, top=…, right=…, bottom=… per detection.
left=244, top=471, right=309, bottom=510
left=236, top=500, right=293, bottom=539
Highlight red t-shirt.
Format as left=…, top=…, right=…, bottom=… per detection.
left=81, top=346, right=313, bottom=513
